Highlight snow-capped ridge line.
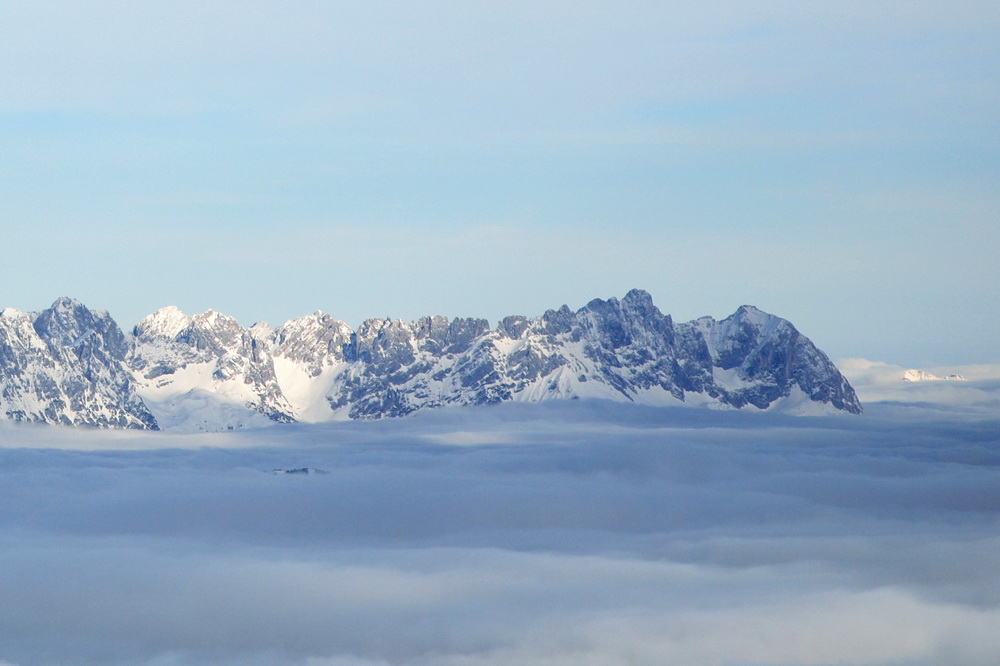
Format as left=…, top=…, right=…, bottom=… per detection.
left=0, top=291, right=862, bottom=429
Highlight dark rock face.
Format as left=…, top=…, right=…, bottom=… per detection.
left=0, top=291, right=862, bottom=428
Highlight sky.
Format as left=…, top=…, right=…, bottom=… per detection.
left=1, top=1, right=998, bottom=366
left=1, top=379, right=999, bottom=665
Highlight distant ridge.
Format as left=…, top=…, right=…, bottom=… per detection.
left=902, top=369, right=966, bottom=382
left=0, top=290, right=861, bottom=430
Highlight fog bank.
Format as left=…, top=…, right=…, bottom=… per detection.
left=1, top=390, right=998, bottom=665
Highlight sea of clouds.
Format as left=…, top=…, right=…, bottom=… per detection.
left=1, top=365, right=999, bottom=665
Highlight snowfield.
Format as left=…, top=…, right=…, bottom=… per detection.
left=0, top=378, right=998, bottom=665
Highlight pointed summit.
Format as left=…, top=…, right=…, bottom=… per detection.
left=134, top=306, right=193, bottom=341
left=0, top=298, right=157, bottom=429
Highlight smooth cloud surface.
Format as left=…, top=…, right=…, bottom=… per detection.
left=1, top=381, right=999, bottom=665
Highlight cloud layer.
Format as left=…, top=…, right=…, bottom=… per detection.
left=1, top=387, right=999, bottom=664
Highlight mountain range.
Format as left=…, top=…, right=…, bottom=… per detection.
left=0, top=290, right=862, bottom=430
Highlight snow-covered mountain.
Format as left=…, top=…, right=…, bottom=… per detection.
left=130, top=306, right=294, bottom=430
left=0, top=299, right=157, bottom=428
left=902, top=369, right=966, bottom=382
left=0, top=291, right=862, bottom=430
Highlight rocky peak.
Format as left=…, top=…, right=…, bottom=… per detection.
left=273, top=312, right=353, bottom=374
left=578, top=291, right=675, bottom=352
left=497, top=315, right=530, bottom=339
left=443, top=317, right=491, bottom=354
left=411, top=315, right=451, bottom=355
left=0, top=298, right=156, bottom=429
left=349, top=318, right=416, bottom=366
left=33, top=297, right=130, bottom=361
left=622, top=288, right=655, bottom=310
left=539, top=305, right=576, bottom=337
left=248, top=321, right=274, bottom=342
left=130, top=305, right=295, bottom=425
left=133, top=306, right=193, bottom=341
left=411, top=314, right=492, bottom=355
left=1, top=307, right=28, bottom=320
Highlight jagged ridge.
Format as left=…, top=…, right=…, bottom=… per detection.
left=0, top=291, right=862, bottom=430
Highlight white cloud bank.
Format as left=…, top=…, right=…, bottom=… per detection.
left=0, top=383, right=999, bottom=665
left=839, top=358, right=1000, bottom=417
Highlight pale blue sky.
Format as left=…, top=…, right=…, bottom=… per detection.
left=1, top=1, right=997, bottom=366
